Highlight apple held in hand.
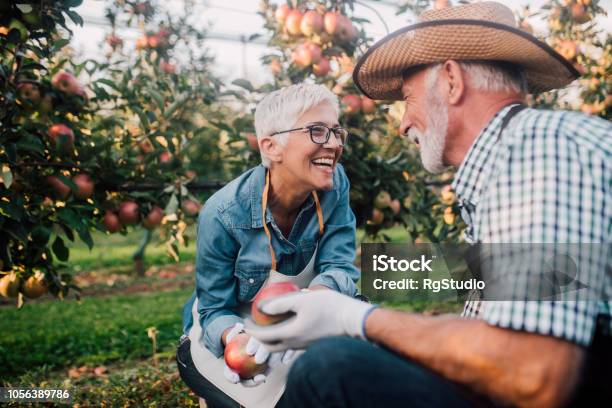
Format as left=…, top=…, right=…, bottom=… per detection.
left=224, top=333, right=268, bottom=379
left=251, top=282, right=299, bottom=326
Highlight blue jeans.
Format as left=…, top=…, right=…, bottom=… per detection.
left=278, top=337, right=484, bottom=408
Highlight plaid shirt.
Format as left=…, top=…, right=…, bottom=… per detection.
left=453, top=104, right=611, bottom=347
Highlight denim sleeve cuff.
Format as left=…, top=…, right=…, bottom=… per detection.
left=203, top=314, right=243, bottom=358
left=309, top=269, right=357, bottom=296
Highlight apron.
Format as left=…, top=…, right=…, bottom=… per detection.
left=188, top=169, right=324, bottom=407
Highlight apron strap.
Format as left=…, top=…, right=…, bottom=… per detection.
left=262, top=169, right=324, bottom=271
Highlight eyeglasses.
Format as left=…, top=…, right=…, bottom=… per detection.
left=271, top=125, right=349, bottom=146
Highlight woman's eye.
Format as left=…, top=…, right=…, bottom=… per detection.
left=310, top=126, right=326, bottom=137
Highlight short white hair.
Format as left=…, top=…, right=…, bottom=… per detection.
left=254, top=83, right=339, bottom=167
left=426, top=61, right=528, bottom=94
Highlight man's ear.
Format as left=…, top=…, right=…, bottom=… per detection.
left=260, top=136, right=283, bottom=164
left=441, top=60, right=465, bottom=106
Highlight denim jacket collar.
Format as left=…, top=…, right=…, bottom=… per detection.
left=249, top=165, right=315, bottom=228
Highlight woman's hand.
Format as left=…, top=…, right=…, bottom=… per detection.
left=222, top=322, right=295, bottom=387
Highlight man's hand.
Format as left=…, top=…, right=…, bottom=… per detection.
left=245, top=290, right=376, bottom=351
left=222, top=322, right=295, bottom=387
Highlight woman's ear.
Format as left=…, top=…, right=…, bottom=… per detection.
left=260, top=136, right=283, bottom=164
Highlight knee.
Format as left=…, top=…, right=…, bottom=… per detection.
left=288, top=337, right=364, bottom=386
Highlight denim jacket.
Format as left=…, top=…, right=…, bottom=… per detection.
left=181, top=164, right=360, bottom=357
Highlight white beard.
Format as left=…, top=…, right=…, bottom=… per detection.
left=407, top=85, right=449, bottom=174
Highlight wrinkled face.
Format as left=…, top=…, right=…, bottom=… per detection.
left=276, top=101, right=343, bottom=191
left=399, top=68, right=449, bottom=174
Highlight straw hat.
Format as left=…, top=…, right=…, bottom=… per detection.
left=353, top=1, right=580, bottom=100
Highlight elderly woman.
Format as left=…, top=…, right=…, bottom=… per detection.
left=176, top=83, right=359, bottom=407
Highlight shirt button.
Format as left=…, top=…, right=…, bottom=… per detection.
left=248, top=278, right=254, bottom=284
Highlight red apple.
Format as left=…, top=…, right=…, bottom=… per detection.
left=571, top=4, right=591, bottom=23
left=324, top=11, right=341, bottom=35
left=72, top=173, right=94, bottom=199
left=17, top=83, right=41, bottom=104
left=293, top=42, right=322, bottom=67
left=0, top=272, right=20, bottom=299
left=143, top=206, right=164, bottom=229
left=312, top=57, right=331, bottom=77
left=106, top=34, right=123, bottom=48
left=159, top=151, right=172, bottom=163
left=133, top=2, right=151, bottom=15
left=224, top=333, right=268, bottom=379
left=434, top=0, right=451, bottom=10
left=246, top=133, right=259, bottom=150
left=390, top=199, right=401, bottom=215
left=300, top=10, right=323, bottom=36
left=361, top=96, right=376, bottom=114
left=341, top=94, right=362, bottom=114
left=51, top=70, right=80, bottom=94
left=119, top=201, right=140, bottom=225
left=269, top=58, right=282, bottom=75
left=182, top=199, right=201, bottom=217
left=275, top=4, right=291, bottom=24
left=251, top=282, right=300, bottom=326
left=337, top=15, right=357, bottom=42
left=45, top=175, right=71, bottom=199
left=22, top=274, right=47, bottom=299
left=374, top=190, right=391, bottom=209
left=48, top=123, right=75, bottom=152
left=371, top=208, right=384, bottom=225
left=147, top=35, right=160, bottom=48
left=104, top=211, right=122, bottom=233
left=285, top=10, right=303, bottom=36
left=160, top=60, right=176, bottom=74
left=139, top=139, right=155, bottom=153
left=135, top=36, right=148, bottom=50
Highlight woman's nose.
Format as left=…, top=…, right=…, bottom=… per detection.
left=323, top=132, right=342, bottom=148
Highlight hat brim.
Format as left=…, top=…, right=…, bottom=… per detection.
left=353, top=19, right=580, bottom=100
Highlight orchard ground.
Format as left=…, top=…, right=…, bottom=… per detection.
left=0, top=226, right=461, bottom=406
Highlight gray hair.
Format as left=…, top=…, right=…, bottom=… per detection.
left=254, top=83, right=339, bottom=167
left=426, top=60, right=528, bottom=95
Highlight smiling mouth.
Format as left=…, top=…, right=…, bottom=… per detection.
left=311, top=156, right=336, bottom=169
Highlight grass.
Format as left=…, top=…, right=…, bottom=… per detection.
left=66, top=228, right=197, bottom=273
left=0, top=287, right=192, bottom=381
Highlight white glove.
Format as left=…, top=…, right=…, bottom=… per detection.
left=222, top=322, right=296, bottom=387
left=244, top=290, right=376, bottom=352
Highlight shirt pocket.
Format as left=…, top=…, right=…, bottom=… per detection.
left=234, top=265, right=269, bottom=302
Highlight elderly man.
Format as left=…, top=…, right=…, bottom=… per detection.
left=247, top=2, right=611, bottom=407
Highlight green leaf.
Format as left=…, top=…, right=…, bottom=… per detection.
left=0, top=200, right=23, bottom=220
left=1, top=165, right=12, bottom=188
left=164, top=194, right=179, bottom=215
left=148, top=88, right=165, bottom=112
left=77, top=226, right=93, bottom=250
left=65, top=10, right=84, bottom=26
left=52, top=236, right=69, bottom=261
left=16, top=134, right=44, bottom=155
left=132, top=105, right=150, bottom=129
left=96, top=78, right=120, bottom=91
left=210, top=121, right=233, bottom=133
left=231, top=79, right=254, bottom=92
